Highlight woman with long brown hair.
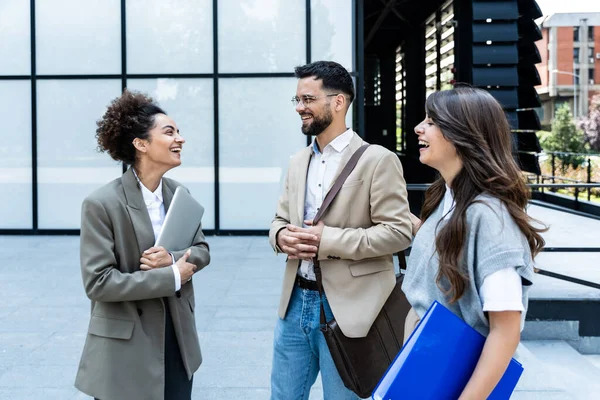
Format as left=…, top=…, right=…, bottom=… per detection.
left=402, top=86, right=546, bottom=399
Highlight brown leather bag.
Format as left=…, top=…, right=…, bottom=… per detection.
left=312, top=144, right=411, bottom=399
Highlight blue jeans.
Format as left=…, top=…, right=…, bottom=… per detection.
left=270, top=285, right=361, bottom=400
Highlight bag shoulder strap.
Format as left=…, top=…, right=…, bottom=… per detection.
left=313, top=144, right=370, bottom=225
left=312, top=144, right=408, bottom=327
left=313, top=144, right=369, bottom=326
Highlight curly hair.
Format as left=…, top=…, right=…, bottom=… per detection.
left=96, top=89, right=166, bottom=165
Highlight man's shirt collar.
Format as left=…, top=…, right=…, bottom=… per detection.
left=311, top=128, right=353, bottom=155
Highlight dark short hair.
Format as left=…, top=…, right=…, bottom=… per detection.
left=294, top=61, right=355, bottom=105
left=96, top=89, right=166, bottom=165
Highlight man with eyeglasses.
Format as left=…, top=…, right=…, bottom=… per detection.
left=269, top=60, right=412, bottom=399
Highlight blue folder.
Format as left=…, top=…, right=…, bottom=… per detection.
left=372, top=301, right=523, bottom=400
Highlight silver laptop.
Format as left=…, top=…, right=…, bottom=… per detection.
left=155, top=186, right=205, bottom=251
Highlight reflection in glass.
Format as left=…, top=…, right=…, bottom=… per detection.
left=424, top=1, right=455, bottom=98
left=425, top=13, right=438, bottom=99
left=440, top=1, right=455, bottom=91
left=126, top=0, right=213, bottom=74
left=35, top=0, right=120, bottom=75
left=311, top=0, right=353, bottom=71
left=37, top=80, right=122, bottom=229
left=218, top=0, right=305, bottom=73
left=0, top=81, right=32, bottom=228
left=127, top=79, right=215, bottom=229
left=365, top=57, right=382, bottom=107
left=218, top=78, right=306, bottom=229
left=396, top=49, right=406, bottom=152
left=0, top=0, right=30, bottom=75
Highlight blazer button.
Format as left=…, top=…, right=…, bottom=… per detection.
left=176, top=291, right=182, bottom=298
left=137, top=308, right=143, bottom=317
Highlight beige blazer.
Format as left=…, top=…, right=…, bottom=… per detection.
left=75, top=168, right=210, bottom=400
left=269, top=133, right=412, bottom=338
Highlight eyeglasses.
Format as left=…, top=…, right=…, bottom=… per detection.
left=291, top=94, right=339, bottom=107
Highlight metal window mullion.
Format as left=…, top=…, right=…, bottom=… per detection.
left=306, top=0, right=311, bottom=146
left=213, top=0, right=220, bottom=233
left=121, top=0, right=127, bottom=174
left=435, top=10, right=442, bottom=91
left=356, top=0, right=364, bottom=137
left=31, top=0, right=38, bottom=232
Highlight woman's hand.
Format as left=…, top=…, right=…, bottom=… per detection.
left=140, top=246, right=173, bottom=270
left=176, top=250, right=197, bottom=284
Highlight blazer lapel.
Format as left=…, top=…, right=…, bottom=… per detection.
left=122, top=168, right=155, bottom=254
left=296, top=147, right=312, bottom=225
left=162, top=180, right=175, bottom=212
left=326, top=132, right=364, bottom=192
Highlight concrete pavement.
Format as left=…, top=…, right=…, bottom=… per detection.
left=1, top=204, right=600, bottom=399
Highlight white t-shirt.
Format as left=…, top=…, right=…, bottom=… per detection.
left=442, top=186, right=524, bottom=314
left=298, top=128, right=354, bottom=280
left=133, top=170, right=181, bottom=291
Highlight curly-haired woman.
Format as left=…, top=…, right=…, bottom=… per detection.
left=74, top=89, right=210, bottom=400
left=402, top=86, right=546, bottom=399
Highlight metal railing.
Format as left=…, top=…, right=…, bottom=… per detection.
left=406, top=183, right=600, bottom=290
left=533, top=151, right=600, bottom=202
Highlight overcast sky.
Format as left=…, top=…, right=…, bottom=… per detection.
left=535, top=0, right=600, bottom=16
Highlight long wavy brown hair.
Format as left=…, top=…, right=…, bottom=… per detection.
left=420, top=87, right=547, bottom=302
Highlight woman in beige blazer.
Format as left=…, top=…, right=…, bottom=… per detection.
left=75, top=90, right=210, bottom=400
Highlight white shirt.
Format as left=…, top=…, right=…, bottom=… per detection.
left=134, top=171, right=181, bottom=291
left=442, top=185, right=524, bottom=314
left=298, top=129, right=354, bottom=281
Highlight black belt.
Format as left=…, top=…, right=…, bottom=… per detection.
left=295, top=275, right=319, bottom=291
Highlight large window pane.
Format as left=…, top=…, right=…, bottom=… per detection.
left=36, top=0, right=120, bottom=75
left=0, top=1, right=30, bottom=75
left=218, top=0, right=306, bottom=73
left=37, top=80, right=122, bottom=229
left=127, top=79, right=215, bottom=229
left=0, top=81, right=32, bottom=229
left=126, top=0, right=213, bottom=74
left=219, top=78, right=306, bottom=229
left=311, top=0, right=353, bottom=71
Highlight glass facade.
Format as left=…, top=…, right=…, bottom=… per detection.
left=0, top=81, right=32, bottom=229
left=425, top=14, right=438, bottom=98
left=424, top=0, right=455, bottom=98
left=0, top=0, right=356, bottom=233
left=36, top=80, right=123, bottom=229
left=439, top=1, right=455, bottom=91
left=395, top=49, right=406, bottom=152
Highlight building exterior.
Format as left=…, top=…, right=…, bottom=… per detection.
left=536, top=13, right=600, bottom=127
left=0, top=0, right=354, bottom=233
left=0, top=0, right=543, bottom=234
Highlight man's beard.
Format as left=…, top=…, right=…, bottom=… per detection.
left=301, top=109, right=333, bottom=137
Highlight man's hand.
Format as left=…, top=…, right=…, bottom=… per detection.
left=285, top=220, right=325, bottom=261
left=176, top=249, right=197, bottom=285
left=140, top=246, right=173, bottom=270
left=277, top=224, right=319, bottom=261
left=409, top=212, right=422, bottom=236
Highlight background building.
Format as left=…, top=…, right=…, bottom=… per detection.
left=535, top=12, right=600, bottom=126
left=0, top=0, right=542, bottom=234
left=0, top=0, right=354, bottom=233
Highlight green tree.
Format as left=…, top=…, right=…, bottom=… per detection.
left=577, top=94, right=600, bottom=152
left=539, top=103, right=587, bottom=172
